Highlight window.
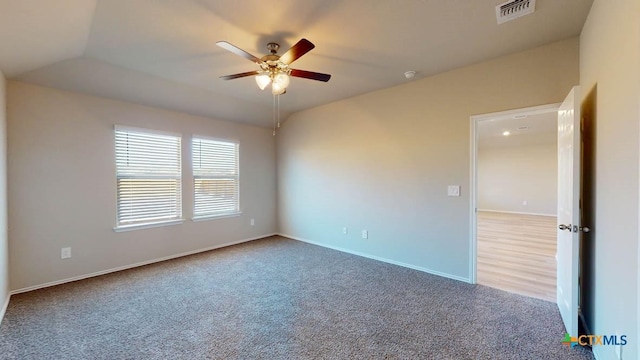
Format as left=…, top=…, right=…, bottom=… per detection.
left=192, top=137, right=240, bottom=219
left=115, top=127, right=182, bottom=229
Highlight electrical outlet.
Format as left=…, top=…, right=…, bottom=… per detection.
left=61, top=247, right=71, bottom=259
left=342, top=227, right=348, bottom=235
left=522, top=200, right=528, bottom=205
left=362, top=230, right=368, bottom=239
left=250, top=218, right=255, bottom=226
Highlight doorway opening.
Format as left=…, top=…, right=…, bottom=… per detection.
left=470, top=103, right=560, bottom=301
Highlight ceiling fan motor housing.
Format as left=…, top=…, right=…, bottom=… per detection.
left=266, top=42, right=280, bottom=54
left=260, top=44, right=290, bottom=77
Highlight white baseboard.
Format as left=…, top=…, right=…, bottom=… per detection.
left=11, top=233, right=276, bottom=295
left=477, top=209, right=557, bottom=217
left=279, top=233, right=471, bottom=284
left=0, top=292, right=9, bottom=326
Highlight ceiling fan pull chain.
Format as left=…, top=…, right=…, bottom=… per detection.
left=277, top=95, right=281, bottom=128
left=273, top=93, right=276, bottom=136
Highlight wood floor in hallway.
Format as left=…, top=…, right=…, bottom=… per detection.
left=477, top=211, right=557, bottom=302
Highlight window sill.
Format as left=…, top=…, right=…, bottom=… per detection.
left=191, top=212, right=242, bottom=222
left=113, top=219, right=185, bottom=232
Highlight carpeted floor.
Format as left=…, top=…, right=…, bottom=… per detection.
left=0, top=236, right=593, bottom=359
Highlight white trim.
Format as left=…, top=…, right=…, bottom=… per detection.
left=192, top=134, right=240, bottom=145
left=191, top=212, right=242, bottom=222
left=0, top=293, right=10, bottom=326
left=470, top=115, right=478, bottom=284
left=114, top=124, right=182, bottom=138
left=470, top=103, right=561, bottom=286
left=470, top=103, right=562, bottom=121
left=113, top=219, right=185, bottom=232
left=280, top=233, right=470, bottom=284
left=10, top=233, right=276, bottom=295
left=477, top=209, right=557, bottom=217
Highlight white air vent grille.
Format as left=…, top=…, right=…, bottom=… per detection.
left=496, top=0, right=536, bottom=24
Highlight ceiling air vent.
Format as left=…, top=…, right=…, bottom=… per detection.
left=496, top=0, right=536, bottom=24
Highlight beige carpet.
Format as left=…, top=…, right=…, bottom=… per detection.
left=0, top=236, right=593, bottom=359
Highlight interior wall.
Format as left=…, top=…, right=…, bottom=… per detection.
left=478, top=143, right=557, bottom=215
left=7, top=82, right=277, bottom=291
left=277, top=38, right=579, bottom=280
left=0, top=70, right=8, bottom=320
left=580, top=0, right=639, bottom=359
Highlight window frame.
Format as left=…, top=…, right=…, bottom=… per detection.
left=113, top=125, right=184, bottom=232
left=191, top=135, right=241, bottom=221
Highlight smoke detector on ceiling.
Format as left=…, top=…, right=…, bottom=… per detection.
left=404, top=71, right=416, bottom=79
left=496, top=0, right=536, bottom=24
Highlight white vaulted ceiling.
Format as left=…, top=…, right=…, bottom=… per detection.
left=0, top=0, right=593, bottom=126
left=0, top=0, right=97, bottom=76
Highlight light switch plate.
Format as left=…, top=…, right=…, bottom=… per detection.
left=61, top=247, right=71, bottom=259
left=447, top=185, right=461, bottom=197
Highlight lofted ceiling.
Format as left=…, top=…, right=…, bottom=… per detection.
left=0, top=0, right=593, bottom=127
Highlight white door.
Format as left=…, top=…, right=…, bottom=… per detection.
left=557, top=86, right=581, bottom=337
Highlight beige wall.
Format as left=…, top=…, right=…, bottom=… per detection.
left=0, top=71, right=8, bottom=320
left=580, top=0, right=639, bottom=359
left=7, top=82, right=277, bottom=291
left=478, top=143, right=557, bottom=215
left=277, top=38, right=579, bottom=280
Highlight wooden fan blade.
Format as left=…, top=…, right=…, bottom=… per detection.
left=290, top=69, right=331, bottom=82
left=279, top=39, right=315, bottom=65
left=216, top=41, right=263, bottom=64
left=220, top=70, right=260, bottom=80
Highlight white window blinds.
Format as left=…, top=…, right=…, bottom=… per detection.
left=192, top=138, right=240, bottom=218
left=115, top=128, right=182, bottom=228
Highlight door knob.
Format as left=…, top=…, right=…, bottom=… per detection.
left=558, top=224, right=571, bottom=231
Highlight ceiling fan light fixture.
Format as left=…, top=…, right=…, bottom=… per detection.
left=274, top=72, right=290, bottom=88
left=270, top=72, right=290, bottom=95
left=255, top=73, right=271, bottom=90
left=272, top=82, right=286, bottom=95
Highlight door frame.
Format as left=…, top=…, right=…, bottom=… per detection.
left=469, top=103, right=561, bottom=284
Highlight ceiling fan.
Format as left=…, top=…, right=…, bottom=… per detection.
left=216, top=38, right=331, bottom=95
